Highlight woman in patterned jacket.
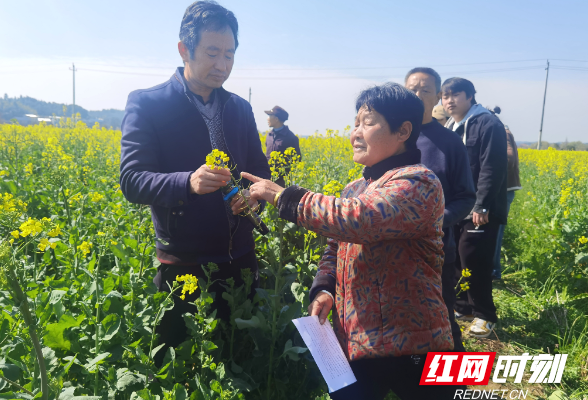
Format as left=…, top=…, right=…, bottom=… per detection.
left=242, top=83, right=460, bottom=399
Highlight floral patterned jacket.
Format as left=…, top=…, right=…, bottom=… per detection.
left=279, top=158, right=453, bottom=360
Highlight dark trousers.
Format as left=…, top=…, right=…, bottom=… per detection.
left=493, top=190, right=516, bottom=279
left=153, top=250, right=259, bottom=365
left=442, top=261, right=465, bottom=352
left=455, top=220, right=500, bottom=323
left=329, top=354, right=465, bottom=400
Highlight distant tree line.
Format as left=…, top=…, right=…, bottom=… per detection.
left=0, top=94, right=124, bottom=129
left=519, top=140, right=587, bottom=151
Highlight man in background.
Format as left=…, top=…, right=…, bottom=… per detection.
left=442, top=77, right=507, bottom=339
left=432, top=104, right=450, bottom=126
left=264, top=106, right=301, bottom=186
left=405, top=68, right=476, bottom=351
left=493, top=125, right=521, bottom=279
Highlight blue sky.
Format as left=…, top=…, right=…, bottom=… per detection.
left=1, top=0, right=587, bottom=142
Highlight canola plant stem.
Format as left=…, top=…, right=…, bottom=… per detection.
left=267, top=218, right=284, bottom=400
left=0, top=374, right=34, bottom=395
left=7, top=267, right=48, bottom=400
left=94, top=254, right=102, bottom=396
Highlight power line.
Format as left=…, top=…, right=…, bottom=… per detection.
left=551, top=66, right=588, bottom=71
left=77, top=68, right=170, bottom=77
left=550, top=59, right=588, bottom=63
left=75, top=65, right=546, bottom=80
left=77, top=58, right=547, bottom=72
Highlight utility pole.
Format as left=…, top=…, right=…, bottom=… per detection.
left=248, top=87, right=251, bottom=103
left=69, top=63, right=77, bottom=122
left=537, top=59, right=549, bottom=150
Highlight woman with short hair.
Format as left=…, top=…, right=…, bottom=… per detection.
left=243, top=83, right=461, bottom=399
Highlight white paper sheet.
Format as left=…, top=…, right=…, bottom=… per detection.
left=292, top=315, right=357, bottom=393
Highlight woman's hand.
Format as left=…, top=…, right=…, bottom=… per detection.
left=230, top=189, right=259, bottom=215
left=308, top=292, right=333, bottom=325
left=241, top=172, right=283, bottom=204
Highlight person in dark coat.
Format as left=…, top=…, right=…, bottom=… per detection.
left=119, top=1, right=270, bottom=364
left=264, top=106, right=301, bottom=186
left=492, top=125, right=521, bottom=279
left=442, top=77, right=507, bottom=339
left=405, top=67, right=476, bottom=351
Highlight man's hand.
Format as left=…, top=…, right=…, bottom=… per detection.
left=473, top=211, right=489, bottom=227
left=190, top=165, right=231, bottom=195
left=230, top=189, right=259, bottom=215
left=308, top=292, right=333, bottom=325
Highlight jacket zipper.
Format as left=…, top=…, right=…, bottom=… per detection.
left=180, top=76, right=237, bottom=260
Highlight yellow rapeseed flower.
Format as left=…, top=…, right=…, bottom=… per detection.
left=579, top=236, right=588, bottom=245
left=205, top=149, right=229, bottom=170
left=38, top=238, right=50, bottom=252
left=24, top=163, right=34, bottom=175
left=19, top=218, right=43, bottom=237
left=48, top=226, right=61, bottom=237
left=176, top=274, right=199, bottom=300
left=89, top=192, right=104, bottom=202
left=322, top=180, right=344, bottom=197
left=462, top=268, right=472, bottom=278
left=77, top=241, right=92, bottom=256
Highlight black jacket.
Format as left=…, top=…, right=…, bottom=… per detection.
left=265, top=126, right=301, bottom=160
left=265, top=126, right=301, bottom=186
left=418, top=119, right=476, bottom=263
left=447, top=107, right=508, bottom=225
left=120, top=68, right=271, bottom=263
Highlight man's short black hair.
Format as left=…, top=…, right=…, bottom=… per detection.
left=405, top=67, right=442, bottom=93
left=355, top=82, right=424, bottom=150
left=180, top=1, right=239, bottom=59
left=441, top=77, right=477, bottom=104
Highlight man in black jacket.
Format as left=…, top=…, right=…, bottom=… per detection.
left=442, top=77, right=507, bottom=339
left=264, top=106, right=301, bottom=187
left=119, top=1, right=270, bottom=362
left=405, top=68, right=476, bottom=351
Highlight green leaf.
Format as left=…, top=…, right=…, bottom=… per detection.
left=59, top=387, right=76, bottom=400
left=575, top=253, right=588, bottom=264
left=155, top=237, right=169, bottom=246
left=235, top=316, right=260, bottom=329
left=123, top=238, right=138, bottom=250
left=570, top=293, right=588, bottom=302
left=84, top=352, right=111, bottom=372
left=110, top=243, right=128, bottom=264
left=281, top=339, right=307, bottom=361
left=231, top=361, right=243, bottom=374
left=48, top=289, right=67, bottom=304
left=150, top=343, right=165, bottom=359
left=103, top=276, right=116, bottom=294
left=171, top=384, right=188, bottom=400
left=210, top=380, right=222, bottom=394
left=201, top=341, right=218, bottom=353
left=0, top=392, right=33, bottom=400
left=44, top=314, right=84, bottom=351
left=101, top=313, right=121, bottom=341
left=0, top=364, right=21, bottom=390
left=548, top=390, right=570, bottom=400
left=116, top=370, right=146, bottom=391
